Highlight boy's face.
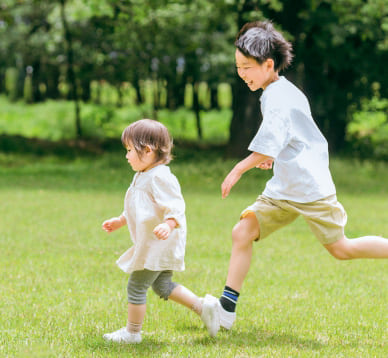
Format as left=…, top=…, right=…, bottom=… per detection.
left=235, top=49, right=277, bottom=91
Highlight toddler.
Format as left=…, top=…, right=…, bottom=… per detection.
left=102, top=119, right=219, bottom=343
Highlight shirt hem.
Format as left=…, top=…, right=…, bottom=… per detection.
left=262, top=189, right=337, bottom=204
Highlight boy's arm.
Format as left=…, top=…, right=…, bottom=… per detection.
left=222, top=152, right=272, bottom=198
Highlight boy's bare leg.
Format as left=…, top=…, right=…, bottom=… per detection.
left=225, top=213, right=260, bottom=292
left=324, top=236, right=388, bottom=260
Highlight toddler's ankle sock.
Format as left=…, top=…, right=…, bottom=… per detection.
left=126, top=321, right=142, bottom=334
left=219, top=286, right=239, bottom=312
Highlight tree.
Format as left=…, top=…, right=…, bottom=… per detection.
left=1, top=0, right=387, bottom=150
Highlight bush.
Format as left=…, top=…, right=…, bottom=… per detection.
left=5, top=67, right=19, bottom=102
left=346, top=96, right=388, bottom=159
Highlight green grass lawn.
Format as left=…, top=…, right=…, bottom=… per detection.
left=1, top=151, right=387, bottom=357
left=0, top=95, right=231, bottom=144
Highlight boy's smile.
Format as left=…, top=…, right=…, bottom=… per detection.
left=235, top=49, right=279, bottom=91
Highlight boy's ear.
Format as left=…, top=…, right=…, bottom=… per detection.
left=265, top=58, right=275, bottom=70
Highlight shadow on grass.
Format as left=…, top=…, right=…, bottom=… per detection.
left=85, top=325, right=325, bottom=356
left=198, top=328, right=323, bottom=351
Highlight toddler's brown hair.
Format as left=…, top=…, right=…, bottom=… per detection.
left=121, top=119, right=173, bottom=164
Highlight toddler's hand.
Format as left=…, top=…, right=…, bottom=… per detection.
left=102, top=217, right=124, bottom=233
left=153, top=223, right=171, bottom=240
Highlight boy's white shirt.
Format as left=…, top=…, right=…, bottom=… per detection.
left=248, top=76, right=336, bottom=203
left=116, top=164, right=186, bottom=274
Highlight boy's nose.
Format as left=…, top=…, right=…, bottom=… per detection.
left=238, top=70, right=246, bottom=80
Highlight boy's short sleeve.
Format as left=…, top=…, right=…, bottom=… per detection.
left=248, top=108, right=290, bottom=159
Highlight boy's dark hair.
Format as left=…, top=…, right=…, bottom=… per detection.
left=121, top=119, right=173, bottom=164
left=235, top=21, right=293, bottom=72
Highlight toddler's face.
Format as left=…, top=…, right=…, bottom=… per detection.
left=235, top=49, right=275, bottom=91
left=125, top=143, right=156, bottom=172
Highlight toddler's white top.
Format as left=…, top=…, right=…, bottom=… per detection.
left=248, top=76, right=336, bottom=203
left=116, top=164, right=186, bottom=274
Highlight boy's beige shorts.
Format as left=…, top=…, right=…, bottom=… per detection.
left=242, top=194, right=347, bottom=245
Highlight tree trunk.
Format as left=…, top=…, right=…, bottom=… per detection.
left=45, top=65, right=60, bottom=99
left=193, top=82, right=202, bottom=140
left=225, top=0, right=262, bottom=158
left=31, top=60, right=43, bottom=102
left=116, top=84, right=123, bottom=107
left=210, top=85, right=219, bottom=110
left=225, top=75, right=261, bottom=158
left=60, top=0, right=82, bottom=138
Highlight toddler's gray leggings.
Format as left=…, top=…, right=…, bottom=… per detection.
left=127, top=269, right=178, bottom=305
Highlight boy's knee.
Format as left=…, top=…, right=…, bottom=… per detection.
left=324, top=237, right=353, bottom=260
left=232, top=216, right=260, bottom=246
left=328, top=248, right=352, bottom=260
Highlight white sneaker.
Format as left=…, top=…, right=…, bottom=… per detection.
left=218, top=301, right=236, bottom=330
left=103, top=327, right=142, bottom=344
left=200, top=294, right=220, bottom=337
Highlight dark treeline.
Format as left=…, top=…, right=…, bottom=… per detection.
left=0, top=0, right=387, bottom=156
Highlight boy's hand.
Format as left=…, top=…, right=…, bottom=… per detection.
left=256, top=159, right=273, bottom=170
left=153, top=223, right=171, bottom=240
left=102, top=216, right=126, bottom=233
left=221, top=169, right=242, bottom=199
left=221, top=152, right=272, bottom=198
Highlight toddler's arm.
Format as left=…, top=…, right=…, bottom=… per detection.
left=102, top=215, right=127, bottom=233
left=222, top=152, right=272, bottom=198
left=153, top=218, right=177, bottom=240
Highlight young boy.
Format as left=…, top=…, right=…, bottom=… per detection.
left=218, top=20, right=388, bottom=330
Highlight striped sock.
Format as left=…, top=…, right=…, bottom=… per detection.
left=219, top=286, right=240, bottom=312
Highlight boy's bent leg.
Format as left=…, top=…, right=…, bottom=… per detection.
left=324, top=235, right=388, bottom=260
left=226, top=212, right=260, bottom=291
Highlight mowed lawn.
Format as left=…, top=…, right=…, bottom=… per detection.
left=1, top=151, right=387, bottom=357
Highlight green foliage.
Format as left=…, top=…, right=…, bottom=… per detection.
left=184, top=83, right=193, bottom=108
left=1, top=0, right=388, bottom=154
left=331, top=0, right=388, bottom=50
left=0, top=95, right=231, bottom=143
left=23, top=75, right=33, bottom=103
left=218, top=82, right=232, bottom=109
left=5, top=67, right=18, bottom=101
left=197, top=82, right=211, bottom=109
left=347, top=95, right=388, bottom=159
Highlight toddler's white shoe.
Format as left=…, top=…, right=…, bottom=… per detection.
left=103, top=327, right=142, bottom=344
left=200, top=294, right=220, bottom=337
left=218, top=301, right=236, bottom=330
